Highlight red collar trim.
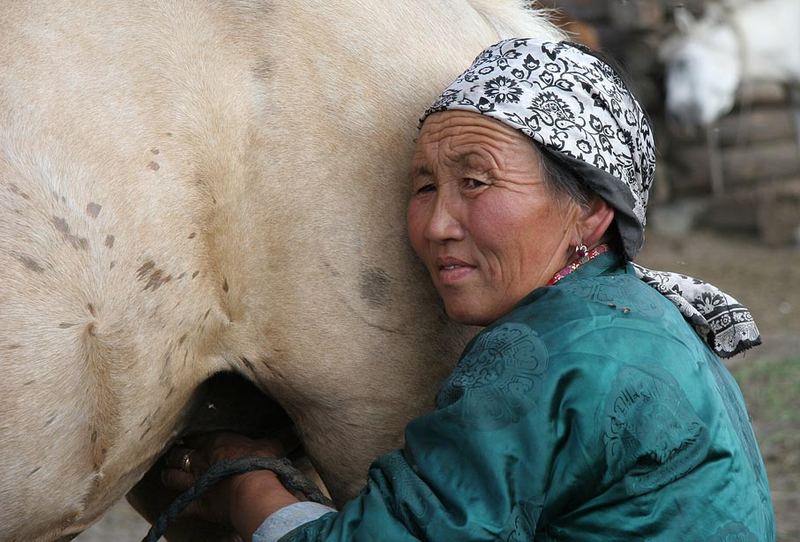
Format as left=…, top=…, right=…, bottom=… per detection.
left=547, top=244, right=610, bottom=286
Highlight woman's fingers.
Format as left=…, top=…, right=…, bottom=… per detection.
left=158, top=431, right=304, bottom=530
left=164, top=446, right=203, bottom=473
left=161, top=447, right=199, bottom=492
left=161, top=465, right=195, bottom=491
left=160, top=429, right=303, bottom=501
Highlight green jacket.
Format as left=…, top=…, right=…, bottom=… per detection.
left=284, top=253, right=775, bottom=541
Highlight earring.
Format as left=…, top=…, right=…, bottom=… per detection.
left=575, top=243, right=588, bottom=259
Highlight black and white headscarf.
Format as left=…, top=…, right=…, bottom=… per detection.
left=422, top=38, right=760, bottom=358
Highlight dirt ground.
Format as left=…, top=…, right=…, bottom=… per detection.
left=77, top=229, right=800, bottom=541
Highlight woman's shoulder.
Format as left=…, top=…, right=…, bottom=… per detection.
left=555, top=263, right=668, bottom=309
left=510, top=265, right=694, bottom=342
left=481, top=266, right=712, bottom=381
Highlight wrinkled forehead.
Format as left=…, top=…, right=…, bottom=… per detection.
left=418, top=110, right=521, bottom=139
left=413, top=110, right=539, bottom=169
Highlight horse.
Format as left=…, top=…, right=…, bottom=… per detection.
left=0, top=2, right=563, bottom=540
left=660, top=0, right=800, bottom=127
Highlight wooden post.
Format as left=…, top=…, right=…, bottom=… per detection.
left=706, top=125, right=725, bottom=197
left=790, top=84, right=800, bottom=158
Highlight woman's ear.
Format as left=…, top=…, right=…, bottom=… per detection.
left=578, top=197, right=615, bottom=247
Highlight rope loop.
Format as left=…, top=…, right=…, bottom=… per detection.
left=143, top=456, right=332, bottom=542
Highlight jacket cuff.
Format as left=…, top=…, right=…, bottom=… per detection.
left=252, top=501, right=337, bottom=542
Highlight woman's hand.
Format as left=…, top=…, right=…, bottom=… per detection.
left=161, top=431, right=301, bottom=539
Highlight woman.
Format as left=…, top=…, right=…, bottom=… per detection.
left=162, top=39, right=775, bottom=541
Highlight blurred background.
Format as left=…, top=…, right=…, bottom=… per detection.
left=78, top=0, right=799, bottom=539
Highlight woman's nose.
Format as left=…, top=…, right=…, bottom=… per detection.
left=425, top=194, right=464, bottom=243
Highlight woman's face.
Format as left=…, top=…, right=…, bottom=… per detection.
left=408, top=111, right=577, bottom=326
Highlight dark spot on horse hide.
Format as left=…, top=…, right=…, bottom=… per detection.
left=58, top=323, right=76, bottom=329
left=86, top=202, right=102, bottom=218
left=188, top=232, right=196, bottom=239
left=51, top=216, right=89, bottom=250
left=8, top=183, right=31, bottom=200
left=86, top=322, right=96, bottom=336
left=110, top=261, right=116, bottom=269
left=90, top=429, right=97, bottom=443
left=7, top=344, right=22, bottom=350
left=105, top=234, right=115, bottom=248
left=45, top=414, right=56, bottom=426
left=136, top=261, right=155, bottom=280
left=143, top=269, right=172, bottom=291
left=137, top=260, right=173, bottom=290
left=52, top=216, right=70, bottom=234
left=241, top=356, right=256, bottom=373
left=222, top=277, right=229, bottom=293
left=177, top=272, right=186, bottom=280
left=14, top=253, right=45, bottom=273
left=192, top=270, right=200, bottom=279
left=150, top=147, right=160, bottom=155
left=253, top=57, right=272, bottom=80
left=165, top=132, right=173, bottom=137
left=27, top=467, right=41, bottom=477
left=178, top=333, right=187, bottom=345
left=203, top=308, right=211, bottom=320
left=87, top=303, right=97, bottom=317
left=147, top=161, right=160, bottom=171
left=360, top=267, right=392, bottom=306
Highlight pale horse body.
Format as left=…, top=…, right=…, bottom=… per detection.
left=660, top=0, right=800, bottom=126
left=0, top=2, right=563, bottom=540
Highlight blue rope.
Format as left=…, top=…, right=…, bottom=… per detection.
left=143, top=456, right=333, bottom=542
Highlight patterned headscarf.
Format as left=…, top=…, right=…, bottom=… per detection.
left=421, top=38, right=760, bottom=358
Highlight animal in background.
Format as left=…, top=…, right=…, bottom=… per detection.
left=660, top=0, right=800, bottom=126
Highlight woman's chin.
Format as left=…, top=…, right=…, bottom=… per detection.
left=444, top=303, right=494, bottom=327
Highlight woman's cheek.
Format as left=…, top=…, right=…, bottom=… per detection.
left=406, top=201, right=427, bottom=258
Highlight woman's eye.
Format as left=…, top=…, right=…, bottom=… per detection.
left=415, top=183, right=436, bottom=195
left=463, top=178, right=487, bottom=190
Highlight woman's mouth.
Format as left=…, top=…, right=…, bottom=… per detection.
left=436, top=258, right=475, bottom=285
